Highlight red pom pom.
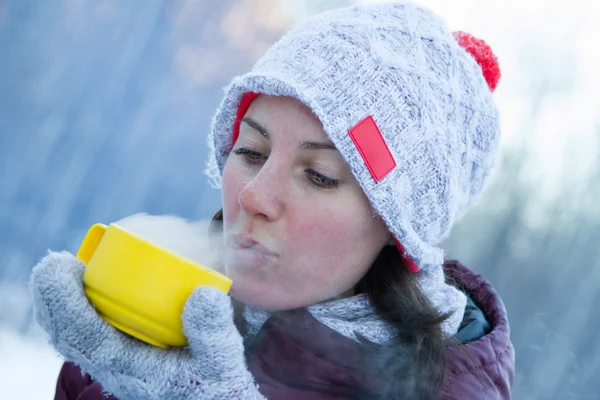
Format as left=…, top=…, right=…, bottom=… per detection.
left=453, top=31, right=501, bottom=92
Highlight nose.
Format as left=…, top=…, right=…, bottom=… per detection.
left=237, top=165, right=284, bottom=221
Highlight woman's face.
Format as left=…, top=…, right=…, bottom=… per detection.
left=221, top=95, right=390, bottom=310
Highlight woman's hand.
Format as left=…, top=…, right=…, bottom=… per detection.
left=30, top=251, right=264, bottom=400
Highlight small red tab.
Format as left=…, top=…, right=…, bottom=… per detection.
left=348, top=116, right=396, bottom=182
left=394, top=237, right=420, bottom=272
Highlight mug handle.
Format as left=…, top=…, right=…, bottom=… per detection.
left=76, top=223, right=108, bottom=265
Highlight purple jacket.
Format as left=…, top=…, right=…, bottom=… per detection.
left=53, top=261, right=514, bottom=399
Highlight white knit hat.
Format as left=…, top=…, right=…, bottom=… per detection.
left=206, top=1, right=501, bottom=336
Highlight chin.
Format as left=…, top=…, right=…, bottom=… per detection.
left=229, top=281, right=308, bottom=311
left=230, top=283, right=282, bottom=311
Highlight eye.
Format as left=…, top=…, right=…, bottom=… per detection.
left=306, top=169, right=339, bottom=189
left=233, top=148, right=267, bottom=165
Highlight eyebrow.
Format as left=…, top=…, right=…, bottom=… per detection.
left=241, top=117, right=268, bottom=138
left=241, top=117, right=337, bottom=151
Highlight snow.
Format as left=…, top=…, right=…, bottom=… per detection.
left=0, top=329, right=64, bottom=398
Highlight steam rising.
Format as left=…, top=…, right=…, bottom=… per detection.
left=115, top=213, right=224, bottom=273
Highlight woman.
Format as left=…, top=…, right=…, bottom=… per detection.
left=30, top=2, right=515, bottom=399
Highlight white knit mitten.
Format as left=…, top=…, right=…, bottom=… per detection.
left=30, top=251, right=264, bottom=400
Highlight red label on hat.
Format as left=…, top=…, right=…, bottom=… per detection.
left=348, top=116, right=396, bottom=182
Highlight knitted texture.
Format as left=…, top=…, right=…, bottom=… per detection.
left=245, top=268, right=465, bottom=339
left=207, top=1, right=500, bottom=335
left=244, top=293, right=398, bottom=344
left=30, top=252, right=265, bottom=400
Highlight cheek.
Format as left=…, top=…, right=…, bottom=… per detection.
left=287, top=195, right=386, bottom=277
left=303, top=194, right=382, bottom=246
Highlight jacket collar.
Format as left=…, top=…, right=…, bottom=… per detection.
left=244, top=261, right=515, bottom=398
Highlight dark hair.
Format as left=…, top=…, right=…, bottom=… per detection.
left=210, top=209, right=452, bottom=400
left=355, top=245, right=452, bottom=400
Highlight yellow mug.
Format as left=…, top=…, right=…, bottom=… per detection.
left=76, top=223, right=232, bottom=348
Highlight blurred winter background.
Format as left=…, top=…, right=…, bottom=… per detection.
left=1, top=0, right=598, bottom=398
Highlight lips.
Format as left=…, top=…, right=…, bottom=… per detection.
left=231, top=234, right=280, bottom=257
